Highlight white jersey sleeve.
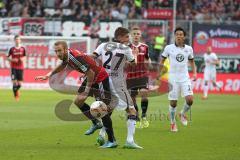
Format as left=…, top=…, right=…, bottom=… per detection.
left=162, top=45, right=170, bottom=58
left=212, top=53, right=218, bottom=60
left=94, top=43, right=106, bottom=56
left=125, top=47, right=135, bottom=62
left=188, top=47, right=194, bottom=60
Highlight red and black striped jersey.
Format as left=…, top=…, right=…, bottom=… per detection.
left=7, top=46, right=26, bottom=70
left=127, top=43, right=149, bottom=79
left=63, top=49, right=108, bottom=83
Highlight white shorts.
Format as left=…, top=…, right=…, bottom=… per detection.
left=204, top=69, right=216, bottom=82
left=168, top=79, right=193, bottom=100
left=108, top=77, right=134, bottom=110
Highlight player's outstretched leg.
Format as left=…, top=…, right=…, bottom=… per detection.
left=213, top=81, right=222, bottom=91
left=141, top=98, right=149, bottom=128
left=97, top=128, right=106, bottom=146
left=132, top=96, right=142, bottom=128
left=202, top=81, right=209, bottom=99
left=169, top=102, right=178, bottom=132
left=12, top=82, right=19, bottom=101
left=123, top=113, right=143, bottom=149
left=100, top=113, right=118, bottom=148
left=75, top=101, right=102, bottom=135
left=180, top=96, right=193, bottom=126
left=16, top=82, right=21, bottom=101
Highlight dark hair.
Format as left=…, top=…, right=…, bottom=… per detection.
left=174, top=27, right=186, bottom=36
left=14, top=35, right=20, bottom=39
left=114, top=27, right=129, bottom=39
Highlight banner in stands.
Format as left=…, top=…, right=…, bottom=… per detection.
left=7, top=18, right=45, bottom=36
left=190, top=73, right=240, bottom=94
left=143, top=9, right=173, bottom=19
left=0, top=17, right=122, bottom=39
left=0, top=44, right=83, bottom=89
left=193, top=23, right=240, bottom=55
left=194, top=57, right=240, bottom=73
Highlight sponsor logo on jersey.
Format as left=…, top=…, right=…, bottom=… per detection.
left=176, top=53, right=184, bottom=62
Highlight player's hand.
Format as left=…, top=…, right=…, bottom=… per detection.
left=35, top=75, right=49, bottom=81
left=11, top=58, right=18, bottom=62
left=132, top=47, right=139, bottom=60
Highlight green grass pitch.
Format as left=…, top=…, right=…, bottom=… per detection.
left=0, top=90, right=239, bottom=160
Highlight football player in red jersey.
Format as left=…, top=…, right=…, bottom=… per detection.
left=127, top=26, right=151, bottom=128
left=7, top=35, right=26, bottom=101
left=35, top=41, right=115, bottom=140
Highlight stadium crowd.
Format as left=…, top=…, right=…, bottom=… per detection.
left=0, top=0, right=239, bottom=22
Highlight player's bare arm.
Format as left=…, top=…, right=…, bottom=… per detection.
left=7, top=57, right=18, bottom=62
left=19, top=56, right=26, bottom=63
left=35, top=63, right=67, bottom=81
left=157, top=57, right=166, bottom=79
left=212, top=59, right=220, bottom=65
left=84, top=68, right=95, bottom=93
left=6, top=54, right=18, bottom=62
left=90, top=52, right=98, bottom=59
left=189, top=59, right=197, bottom=80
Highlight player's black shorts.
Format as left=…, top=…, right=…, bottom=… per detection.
left=11, top=68, right=24, bottom=81
left=78, top=77, right=111, bottom=105
left=126, top=77, right=149, bottom=97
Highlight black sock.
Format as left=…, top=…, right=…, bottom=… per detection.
left=102, top=113, right=115, bottom=142
left=12, top=84, right=18, bottom=97
left=17, top=84, right=21, bottom=90
left=128, top=114, right=137, bottom=120
left=132, top=97, right=140, bottom=121
left=141, top=99, right=148, bottom=118
left=78, top=103, right=98, bottom=124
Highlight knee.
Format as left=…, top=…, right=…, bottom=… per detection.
left=128, top=108, right=137, bottom=116
left=186, top=99, right=193, bottom=106
left=74, top=97, right=83, bottom=107
left=170, top=101, right=177, bottom=108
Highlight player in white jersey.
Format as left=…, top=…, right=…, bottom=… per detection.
left=92, top=27, right=143, bottom=149
left=202, top=46, right=221, bottom=99
left=158, top=27, right=197, bottom=132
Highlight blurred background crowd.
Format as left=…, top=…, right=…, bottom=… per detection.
left=0, top=0, right=239, bottom=23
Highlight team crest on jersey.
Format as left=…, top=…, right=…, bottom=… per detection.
left=104, top=42, right=117, bottom=51
left=176, top=53, right=184, bottom=62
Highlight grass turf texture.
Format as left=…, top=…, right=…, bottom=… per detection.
left=0, top=90, right=239, bottom=160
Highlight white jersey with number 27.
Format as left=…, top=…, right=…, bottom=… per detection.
left=94, top=42, right=135, bottom=110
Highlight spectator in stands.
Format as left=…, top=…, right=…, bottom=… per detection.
left=21, top=5, right=30, bottom=17
left=80, top=9, right=92, bottom=27
left=0, top=0, right=7, bottom=17
left=8, top=0, right=23, bottom=17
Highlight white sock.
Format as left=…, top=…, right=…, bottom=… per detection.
left=99, top=127, right=106, bottom=138
left=203, top=84, right=208, bottom=97
left=169, top=105, right=176, bottom=124
left=181, top=102, right=191, bottom=115
left=215, top=82, right=221, bottom=90
left=127, top=119, right=136, bottom=143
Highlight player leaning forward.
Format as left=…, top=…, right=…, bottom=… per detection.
left=159, top=27, right=197, bottom=132
left=92, top=27, right=143, bottom=149
left=35, top=41, right=114, bottom=138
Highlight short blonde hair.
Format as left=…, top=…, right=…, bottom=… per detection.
left=54, top=41, right=68, bottom=49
